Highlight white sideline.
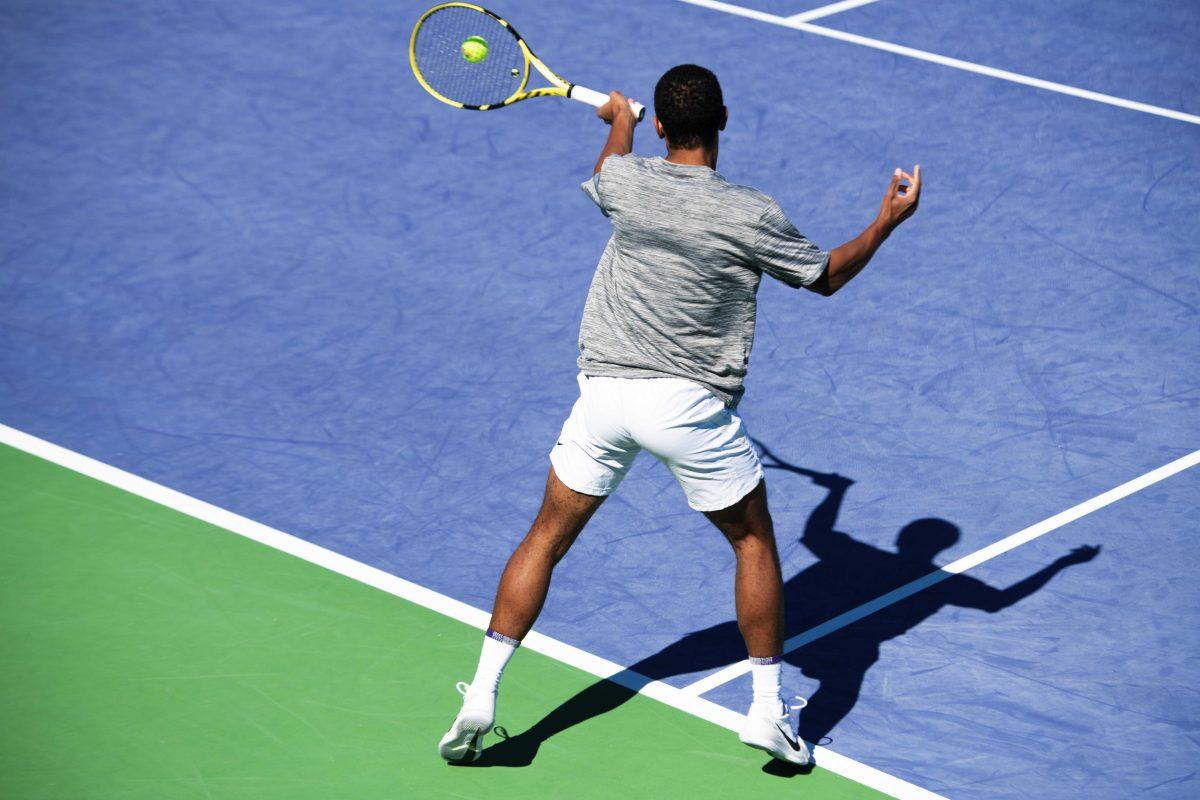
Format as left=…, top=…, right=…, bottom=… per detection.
left=789, top=0, right=883, bottom=24
left=0, top=423, right=945, bottom=800
left=681, top=447, right=1200, bottom=697
left=675, top=0, right=1200, bottom=126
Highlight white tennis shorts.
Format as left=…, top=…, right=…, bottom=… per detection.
left=549, top=373, right=764, bottom=512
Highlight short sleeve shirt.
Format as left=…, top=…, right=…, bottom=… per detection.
left=577, top=154, right=828, bottom=406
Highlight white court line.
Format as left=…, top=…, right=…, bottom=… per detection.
left=0, top=423, right=945, bottom=800
left=676, top=0, right=1200, bottom=126
left=789, top=0, right=883, bottom=24
left=681, top=448, right=1200, bottom=697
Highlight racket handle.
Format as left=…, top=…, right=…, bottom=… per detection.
left=569, top=84, right=646, bottom=122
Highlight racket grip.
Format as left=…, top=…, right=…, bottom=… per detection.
left=569, top=84, right=646, bottom=122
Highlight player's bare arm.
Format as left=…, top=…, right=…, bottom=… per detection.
left=593, top=90, right=638, bottom=174
left=807, top=165, right=922, bottom=296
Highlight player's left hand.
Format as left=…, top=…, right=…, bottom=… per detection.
left=879, top=165, right=921, bottom=232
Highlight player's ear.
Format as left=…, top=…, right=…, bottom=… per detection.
left=719, top=106, right=728, bottom=131
left=653, top=116, right=666, bottom=140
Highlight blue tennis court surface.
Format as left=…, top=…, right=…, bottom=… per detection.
left=2, top=1, right=1198, bottom=797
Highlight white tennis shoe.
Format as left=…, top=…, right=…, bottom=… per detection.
left=437, top=681, right=496, bottom=763
left=739, top=696, right=811, bottom=766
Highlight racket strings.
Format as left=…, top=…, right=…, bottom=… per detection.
left=412, top=7, right=527, bottom=107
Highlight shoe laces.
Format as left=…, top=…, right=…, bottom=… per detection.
left=781, top=695, right=807, bottom=729
left=785, top=696, right=812, bottom=758
left=753, top=695, right=807, bottom=721
left=456, top=680, right=497, bottom=698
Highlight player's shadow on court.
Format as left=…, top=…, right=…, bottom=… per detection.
left=466, top=442, right=1099, bottom=771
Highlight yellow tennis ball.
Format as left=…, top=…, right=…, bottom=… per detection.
left=461, top=35, right=488, bottom=63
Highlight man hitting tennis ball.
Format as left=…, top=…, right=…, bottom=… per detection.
left=440, top=64, right=920, bottom=766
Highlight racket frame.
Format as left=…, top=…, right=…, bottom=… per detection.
left=409, top=2, right=645, bottom=120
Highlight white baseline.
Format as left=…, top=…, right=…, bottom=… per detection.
left=682, top=447, right=1200, bottom=697
left=0, top=423, right=944, bottom=800
left=676, top=0, right=1200, bottom=126
left=790, top=0, right=884, bottom=24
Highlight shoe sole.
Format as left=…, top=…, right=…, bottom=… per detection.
left=438, top=713, right=492, bottom=763
left=739, top=733, right=811, bottom=766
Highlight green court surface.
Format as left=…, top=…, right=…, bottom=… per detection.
left=0, top=443, right=885, bottom=799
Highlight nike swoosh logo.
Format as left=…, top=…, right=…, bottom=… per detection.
left=775, top=723, right=804, bottom=752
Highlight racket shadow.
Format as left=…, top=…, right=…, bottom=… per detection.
left=461, top=441, right=1099, bottom=771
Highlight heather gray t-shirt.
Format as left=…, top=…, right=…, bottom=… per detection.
left=578, top=154, right=829, bottom=407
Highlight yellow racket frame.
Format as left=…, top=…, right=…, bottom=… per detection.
left=409, top=2, right=571, bottom=112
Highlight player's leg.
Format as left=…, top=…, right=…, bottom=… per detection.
left=489, top=467, right=606, bottom=639
left=634, top=378, right=808, bottom=764
left=440, top=375, right=637, bottom=762
left=703, top=480, right=783, bottom=660
left=439, top=468, right=605, bottom=763
left=632, top=379, right=784, bottom=669
left=704, top=481, right=808, bottom=764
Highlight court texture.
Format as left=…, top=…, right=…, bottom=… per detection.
left=2, top=0, right=1198, bottom=798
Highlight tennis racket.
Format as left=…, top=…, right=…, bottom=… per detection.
left=409, top=3, right=645, bottom=121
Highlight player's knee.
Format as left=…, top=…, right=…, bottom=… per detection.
left=721, top=520, right=777, bottom=553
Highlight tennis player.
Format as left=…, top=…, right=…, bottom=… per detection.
left=440, top=64, right=921, bottom=766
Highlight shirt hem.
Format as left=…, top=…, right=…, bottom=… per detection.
left=578, top=363, right=744, bottom=408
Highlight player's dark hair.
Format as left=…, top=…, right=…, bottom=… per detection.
left=654, top=64, right=724, bottom=149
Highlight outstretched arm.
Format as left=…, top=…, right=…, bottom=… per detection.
left=752, top=445, right=855, bottom=558
left=956, top=545, right=1102, bottom=613
left=799, top=470, right=856, bottom=559
left=807, top=166, right=922, bottom=296
left=593, top=91, right=638, bottom=174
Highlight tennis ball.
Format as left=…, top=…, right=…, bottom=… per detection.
left=461, top=35, right=488, bottom=63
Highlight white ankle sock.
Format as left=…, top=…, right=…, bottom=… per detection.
left=749, top=655, right=782, bottom=710
left=470, top=628, right=520, bottom=694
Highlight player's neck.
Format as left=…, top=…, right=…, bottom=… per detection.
left=665, top=139, right=719, bottom=170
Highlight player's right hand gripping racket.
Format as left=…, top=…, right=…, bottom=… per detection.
left=409, top=3, right=645, bottom=121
